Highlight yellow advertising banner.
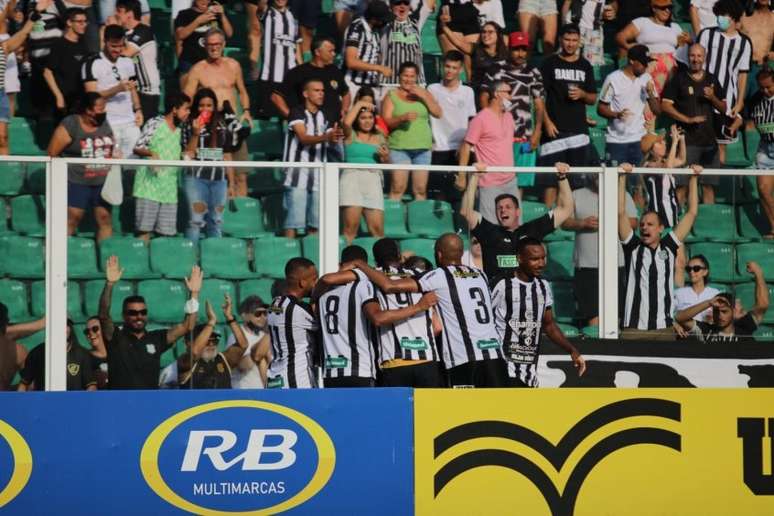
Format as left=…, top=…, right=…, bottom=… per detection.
left=415, top=389, right=774, bottom=516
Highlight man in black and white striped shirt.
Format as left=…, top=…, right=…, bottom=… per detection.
left=750, top=69, right=774, bottom=239
left=354, top=233, right=509, bottom=388
left=381, top=0, right=432, bottom=87
left=618, top=164, right=701, bottom=337
left=491, top=237, right=585, bottom=387
left=256, top=0, right=302, bottom=118
left=343, top=0, right=393, bottom=100
left=282, top=79, right=342, bottom=238
left=257, top=257, right=320, bottom=388
left=695, top=0, right=753, bottom=169
left=315, top=246, right=378, bottom=387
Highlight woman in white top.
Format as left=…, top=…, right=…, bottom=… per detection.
left=674, top=254, right=719, bottom=322
left=616, top=0, right=691, bottom=95
left=461, top=236, right=483, bottom=269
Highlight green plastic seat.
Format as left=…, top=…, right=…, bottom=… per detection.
left=555, top=322, right=580, bottom=338
left=521, top=200, right=548, bottom=223
left=723, top=136, right=751, bottom=168
left=16, top=331, right=44, bottom=351
left=0, top=162, right=26, bottom=195
left=68, top=236, right=101, bottom=279
left=545, top=240, right=574, bottom=280
left=253, top=236, right=302, bottom=278
left=83, top=279, right=135, bottom=322
left=150, top=237, right=197, bottom=278
left=383, top=199, right=411, bottom=238
left=0, top=236, right=45, bottom=278
left=198, top=278, right=236, bottom=322
left=10, top=194, right=45, bottom=236
left=24, top=164, right=46, bottom=194
left=692, top=204, right=742, bottom=242
left=239, top=278, right=276, bottom=305
left=0, top=198, right=8, bottom=234
left=733, top=281, right=774, bottom=325
left=550, top=281, right=576, bottom=323
left=400, top=238, right=436, bottom=264
left=689, top=242, right=736, bottom=283
left=223, top=197, right=268, bottom=238
left=407, top=200, right=455, bottom=238
left=0, top=279, right=30, bottom=322
left=99, top=236, right=160, bottom=279
left=9, top=117, right=44, bottom=155
left=301, top=233, right=320, bottom=266
left=138, top=279, right=189, bottom=323
left=351, top=237, right=377, bottom=265
left=753, top=325, right=774, bottom=342
left=581, top=325, right=599, bottom=338
left=737, top=204, right=770, bottom=240
left=200, top=237, right=254, bottom=279
left=736, top=243, right=774, bottom=281
left=30, top=280, right=86, bottom=322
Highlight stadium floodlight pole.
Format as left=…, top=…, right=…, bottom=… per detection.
left=47, top=157, right=68, bottom=391
left=600, top=165, right=619, bottom=339
left=319, top=161, right=340, bottom=276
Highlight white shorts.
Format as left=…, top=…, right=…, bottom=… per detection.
left=0, top=34, right=20, bottom=94
left=111, top=122, right=141, bottom=159
left=340, top=169, right=384, bottom=210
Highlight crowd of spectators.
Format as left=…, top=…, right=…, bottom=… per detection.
left=0, top=0, right=772, bottom=389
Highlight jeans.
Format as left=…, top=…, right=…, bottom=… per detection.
left=389, top=148, right=432, bottom=166
left=756, top=141, right=774, bottom=169
left=184, top=175, right=228, bottom=243
left=606, top=141, right=643, bottom=167
left=283, top=187, right=319, bottom=230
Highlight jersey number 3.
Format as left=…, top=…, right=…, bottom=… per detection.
left=469, top=287, right=490, bottom=324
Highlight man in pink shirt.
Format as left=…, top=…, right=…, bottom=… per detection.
left=458, top=80, right=518, bottom=224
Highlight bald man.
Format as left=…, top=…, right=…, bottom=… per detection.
left=352, top=233, right=508, bottom=388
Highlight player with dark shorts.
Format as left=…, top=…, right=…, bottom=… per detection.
left=491, top=237, right=586, bottom=387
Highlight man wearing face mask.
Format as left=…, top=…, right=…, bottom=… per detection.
left=480, top=32, right=546, bottom=170
left=132, top=92, right=192, bottom=242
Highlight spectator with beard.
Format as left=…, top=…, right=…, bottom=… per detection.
left=98, top=256, right=202, bottom=389
left=132, top=92, right=191, bottom=242
left=227, top=295, right=270, bottom=389
left=178, top=295, right=250, bottom=389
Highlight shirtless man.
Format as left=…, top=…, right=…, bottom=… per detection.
left=183, top=27, right=252, bottom=120
left=742, top=0, right=774, bottom=66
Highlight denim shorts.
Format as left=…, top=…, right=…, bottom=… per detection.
left=518, top=0, right=558, bottom=16
left=389, top=148, right=432, bottom=166
left=0, top=89, right=10, bottom=123
left=757, top=142, right=774, bottom=169
left=283, top=187, right=319, bottom=230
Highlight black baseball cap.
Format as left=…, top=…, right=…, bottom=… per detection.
left=628, top=45, right=656, bottom=66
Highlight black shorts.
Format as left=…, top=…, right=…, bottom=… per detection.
left=429, top=150, right=463, bottom=203
left=574, top=267, right=598, bottom=320
left=323, top=376, right=375, bottom=388
left=139, top=94, right=159, bottom=122
left=289, top=0, right=321, bottom=28
left=379, top=361, right=445, bottom=387
left=436, top=3, right=481, bottom=36
left=447, top=358, right=509, bottom=388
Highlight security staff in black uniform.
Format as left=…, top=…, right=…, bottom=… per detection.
left=179, top=294, right=249, bottom=389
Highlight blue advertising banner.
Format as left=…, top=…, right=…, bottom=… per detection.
left=0, top=389, right=414, bottom=515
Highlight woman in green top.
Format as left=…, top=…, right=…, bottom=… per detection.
left=341, top=87, right=390, bottom=244
left=382, top=62, right=442, bottom=201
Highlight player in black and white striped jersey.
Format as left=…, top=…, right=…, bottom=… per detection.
left=257, top=257, right=320, bottom=388
left=314, top=246, right=378, bottom=387
left=353, top=233, right=509, bottom=388
left=491, top=237, right=586, bottom=387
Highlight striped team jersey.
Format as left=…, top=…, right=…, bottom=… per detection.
left=622, top=231, right=681, bottom=330
left=375, top=266, right=437, bottom=363
left=260, top=6, right=301, bottom=84
left=491, top=274, right=553, bottom=387
left=318, top=269, right=377, bottom=379
left=283, top=105, right=329, bottom=191
left=416, top=265, right=502, bottom=369
left=267, top=295, right=319, bottom=388
left=697, top=27, right=752, bottom=112
left=644, top=173, right=678, bottom=228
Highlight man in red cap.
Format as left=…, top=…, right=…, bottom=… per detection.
left=479, top=31, right=546, bottom=180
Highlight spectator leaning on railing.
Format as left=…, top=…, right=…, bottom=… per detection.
left=675, top=261, right=769, bottom=343
left=98, top=256, right=202, bottom=390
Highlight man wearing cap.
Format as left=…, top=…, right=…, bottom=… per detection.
left=661, top=43, right=726, bottom=204
left=481, top=31, right=546, bottom=168
left=598, top=45, right=662, bottom=167
left=538, top=23, right=598, bottom=207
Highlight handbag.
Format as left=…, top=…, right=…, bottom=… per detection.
left=101, top=165, right=124, bottom=206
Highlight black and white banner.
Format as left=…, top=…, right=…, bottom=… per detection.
left=538, top=339, right=774, bottom=387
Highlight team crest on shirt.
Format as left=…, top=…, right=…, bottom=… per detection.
left=67, top=363, right=80, bottom=376
left=217, top=363, right=224, bottom=373
left=453, top=269, right=481, bottom=279
left=330, top=80, right=338, bottom=90
left=657, top=250, right=669, bottom=261
left=146, top=344, right=156, bottom=354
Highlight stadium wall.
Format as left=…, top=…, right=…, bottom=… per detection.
left=1, top=385, right=774, bottom=514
